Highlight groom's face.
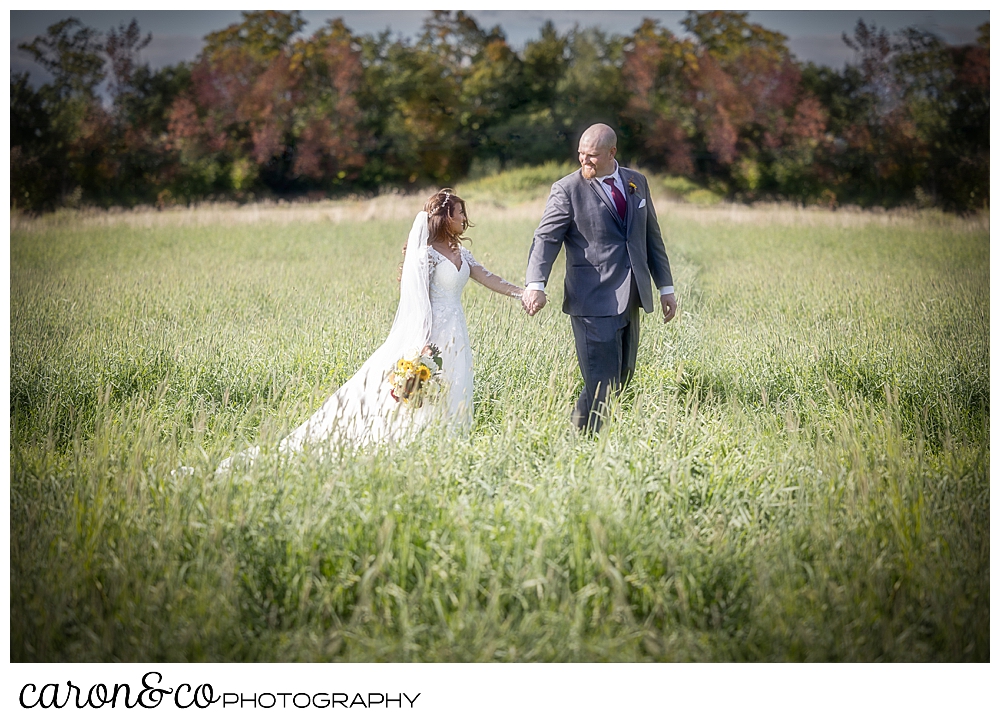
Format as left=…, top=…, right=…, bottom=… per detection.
left=578, top=139, right=617, bottom=180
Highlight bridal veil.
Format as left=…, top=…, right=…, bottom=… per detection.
left=216, top=211, right=434, bottom=471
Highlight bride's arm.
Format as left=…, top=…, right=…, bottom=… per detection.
left=464, top=248, right=523, bottom=299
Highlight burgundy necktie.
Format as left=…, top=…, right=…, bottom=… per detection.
left=603, top=177, right=627, bottom=221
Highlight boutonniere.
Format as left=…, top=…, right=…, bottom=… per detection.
left=627, top=181, right=637, bottom=195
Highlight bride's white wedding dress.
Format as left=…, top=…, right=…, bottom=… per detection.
left=423, top=244, right=475, bottom=428
left=216, top=211, right=518, bottom=472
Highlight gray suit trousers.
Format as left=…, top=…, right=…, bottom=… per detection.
left=570, top=275, right=642, bottom=432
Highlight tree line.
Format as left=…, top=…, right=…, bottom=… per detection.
left=10, top=11, right=989, bottom=213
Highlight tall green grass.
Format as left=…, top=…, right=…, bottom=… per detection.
left=10, top=196, right=988, bottom=661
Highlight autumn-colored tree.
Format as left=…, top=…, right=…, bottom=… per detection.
left=621, top=19, right=698, bottom=174
left=683, top=11, right=822, bottom=198
left=165, top=11, right=306, bottom=196
left=636, top=11, right=830, bottom=200
left=683, top=10, right=800, bottom=174
left=9, top=12, right=988, bottom=212
left=290, top=20, right=368, bottom=184
left=805, top=19, right=989, bottom=210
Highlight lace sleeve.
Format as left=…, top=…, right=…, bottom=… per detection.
left=462, top=247, right=524, bottom=299
left=460, top=246, right=475, bottom=269
left=426, top=246, right=443, bottom=274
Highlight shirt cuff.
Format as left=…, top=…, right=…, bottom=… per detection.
left=659, top=286, right=675, bottom=296
left=526, top=282, right=546, bottom=291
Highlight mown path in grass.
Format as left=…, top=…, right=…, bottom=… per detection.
left=10, top=198, right=988, bottom=661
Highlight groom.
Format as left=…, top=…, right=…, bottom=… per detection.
left=523, top=123, right=677, bottom=431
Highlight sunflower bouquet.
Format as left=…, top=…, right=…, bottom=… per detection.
left=388, top=344, right=443, bottom=407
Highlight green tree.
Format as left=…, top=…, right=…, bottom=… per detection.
left=357, top=30, right=461, bottom=185
left=682, top=9, right=790, bottom=67
left=16, top=17, right=110, bottom=206
left=418, top=11, right=527, bottom=176
left=11, top=73, right=62, bottom=211
left=555, top=27, right=629, bottom=154
left=19, top=17, right=106, bottom=99
left=932, top=27, right=989, bottom=211
left=486, top=20, right=572, bottom=167
left=96, top=18, right=163, bottom=206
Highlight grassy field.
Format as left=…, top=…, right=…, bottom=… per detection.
left=10, top=180, right=989, bottom=661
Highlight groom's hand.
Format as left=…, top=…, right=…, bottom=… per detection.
left=522, top=289, right=547, bottom=316
left=660, top=292, right=677, bottom=323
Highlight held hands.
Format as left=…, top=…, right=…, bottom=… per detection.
left=660, top=292, right=677, bottom=323
left=522, top=289, right=547, bottom=317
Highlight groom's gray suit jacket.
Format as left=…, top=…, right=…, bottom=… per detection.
left=526, top=167, right=672, bottom=317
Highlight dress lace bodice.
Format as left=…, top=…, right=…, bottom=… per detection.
left=427, top=245, right=472, bottom=307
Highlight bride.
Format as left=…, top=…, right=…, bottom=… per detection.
left=216, top=189, right=524, bottom=472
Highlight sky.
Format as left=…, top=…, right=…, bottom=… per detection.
left=10, top=7, right=991, bottom=87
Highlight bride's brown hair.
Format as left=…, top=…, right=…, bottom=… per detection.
left=424, top=188, right=472, bottom=250
left=399, top=189, right=473, bottom=281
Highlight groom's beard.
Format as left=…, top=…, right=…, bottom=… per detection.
left=581, top=165, right=597, bottom=180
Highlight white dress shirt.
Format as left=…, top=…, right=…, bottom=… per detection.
left=527, top=161, right=674, bottom=297
left=595, top=162, right=627, bottom=213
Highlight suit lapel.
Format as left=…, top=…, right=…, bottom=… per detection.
left=587, top=176, right=626, bottom=233
left=621, top=168, right=636, bottom=238
left=587, top=177, right=620, bottom=227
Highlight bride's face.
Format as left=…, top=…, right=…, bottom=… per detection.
left=448, top=205, right=467, bottom=235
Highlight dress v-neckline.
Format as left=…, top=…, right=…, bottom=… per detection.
left=430, top=245, right=463, bottom=272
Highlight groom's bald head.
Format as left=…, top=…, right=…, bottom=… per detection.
left=578, top=124, right=618, bottom=179
left=580, top=123, right=617, bottom=151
